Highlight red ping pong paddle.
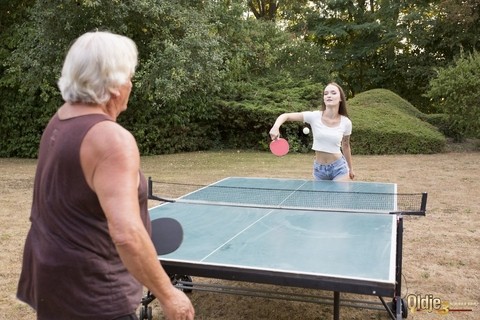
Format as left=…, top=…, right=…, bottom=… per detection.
left=269, top=138, right=289, bottom=157
left=150, top=217, right=183, bottom=255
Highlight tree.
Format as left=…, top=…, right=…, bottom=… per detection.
left=301, top=0, right=394, bottom=96
left=0, top=0, right=230, bottom=156
left=437, top=0, right=480, bottom=56
left=425, top=51, right=480, bottom=141
left=246, top=0, right=310, bottom=22
left=248, top=0, right=279, bottom=20
left=284, top=0, right=478, bottom=113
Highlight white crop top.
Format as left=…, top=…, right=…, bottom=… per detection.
left=302, top=111, right=352, bottom=153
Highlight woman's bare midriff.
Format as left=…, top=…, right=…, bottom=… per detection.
left=315, top=151, right=343, bottom=164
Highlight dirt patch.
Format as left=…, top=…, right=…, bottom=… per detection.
left=1, top=148, right=479, bottom=319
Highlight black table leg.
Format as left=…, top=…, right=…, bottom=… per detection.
left=333, top=291, right=340, bottom=320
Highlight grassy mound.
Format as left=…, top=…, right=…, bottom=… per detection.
left=348, top=89, right=446, bottom=154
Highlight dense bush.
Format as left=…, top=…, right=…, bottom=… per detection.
left=425, top=51, right=480, bottom=141
left=211, top=79, right=324, bottom=152
left=423, top=113, right=464, bottom=139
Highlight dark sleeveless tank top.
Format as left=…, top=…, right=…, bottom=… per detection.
left=17, top=113, right=151, bottom=319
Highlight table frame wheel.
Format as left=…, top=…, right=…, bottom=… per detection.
left=139, top=304, right=153, bottom=320
left=169, top=274, right=193, bottom=293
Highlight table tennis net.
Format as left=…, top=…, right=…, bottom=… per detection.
left=148, top=179, right=427, bottom=215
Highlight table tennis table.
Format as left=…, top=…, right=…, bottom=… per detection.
left=142, top=177, right=427, bottom=320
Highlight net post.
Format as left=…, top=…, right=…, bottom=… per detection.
left=147, top=177, right=174, bottom=202
left=420, top=192, right=428, bottom=215
left=148, top=176, right=154, bottom=199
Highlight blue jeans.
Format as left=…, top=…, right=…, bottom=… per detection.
left=313, top=156, right=349, bottom=180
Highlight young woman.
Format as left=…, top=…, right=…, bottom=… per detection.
left=269, top=82, right=355, bottom=181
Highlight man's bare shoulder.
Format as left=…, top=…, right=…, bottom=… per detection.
left=82, top=120, right=139, bottom=163
left=92, top=120, right=135, bottom=144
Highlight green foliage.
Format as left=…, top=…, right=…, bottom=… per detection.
left=0, top=90, right=50, bottom=158
left=130, top=1, right=227, bottom=105
left=273, top=41, right=333, bottom=84
left=0, top=0, right=462, bottom=158
left=0, top=0, right=230, bottom=157
left=423, top=113, right=463, bottom=139
left=425, top=51, right=480, bottom=141
left=348, top=89, right=446, bottom=154
left=293, top=0, right=477, bottom=114
left=302, top=0, right=398, bottom=96
left=213, top=78, right=325, bottom=152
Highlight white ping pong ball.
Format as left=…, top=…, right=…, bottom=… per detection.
left=303, top=127, right=310, bottom=135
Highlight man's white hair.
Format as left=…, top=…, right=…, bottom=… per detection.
left=58, top=31, right=138, bottom=104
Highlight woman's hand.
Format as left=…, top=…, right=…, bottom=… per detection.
left=269, top=126, right=280, bottom=140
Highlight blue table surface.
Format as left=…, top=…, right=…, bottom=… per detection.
left=149, top=177, right=398, bottom=284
